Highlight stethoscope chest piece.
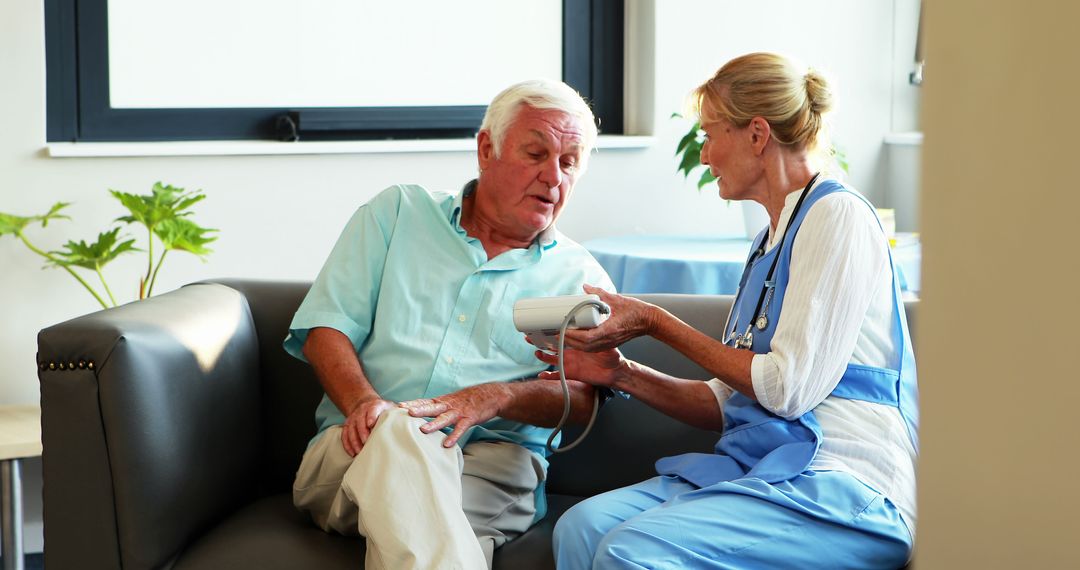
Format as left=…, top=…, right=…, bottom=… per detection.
left=728, top=325, right=754, bottom=350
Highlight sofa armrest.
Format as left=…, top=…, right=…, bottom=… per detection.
left=38, top=283, right=262, bottom=570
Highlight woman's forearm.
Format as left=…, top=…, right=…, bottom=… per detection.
left=648, top=304, right=757, bottom=400
left=612, top=360, right=725, bottom=431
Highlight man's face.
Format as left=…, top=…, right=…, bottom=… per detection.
left=476, top=106, right=587, bottom=239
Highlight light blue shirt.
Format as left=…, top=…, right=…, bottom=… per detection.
left=284, top=182, right=614, bottom=461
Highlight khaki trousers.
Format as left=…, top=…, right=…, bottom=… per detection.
left=293, top=408, right=545, bottom=570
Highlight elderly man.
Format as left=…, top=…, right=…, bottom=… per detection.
left=283, top=79, right=614, bottom=569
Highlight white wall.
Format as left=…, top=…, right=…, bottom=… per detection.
left=0, top=0, right=916, bottom=555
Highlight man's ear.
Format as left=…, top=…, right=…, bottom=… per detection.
left=477, top=130, right=495, bottom=170
left=748, top=117, right=771, bottom=156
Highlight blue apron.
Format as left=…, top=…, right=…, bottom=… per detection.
left=656, top=180, right=919, bottom=488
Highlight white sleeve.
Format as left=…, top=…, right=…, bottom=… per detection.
left=750, top=193, right=890, bottom=419
left=704, top=378, right=734, bottom=409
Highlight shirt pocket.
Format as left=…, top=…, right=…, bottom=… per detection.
left=489, top=282, right=546, bottom=367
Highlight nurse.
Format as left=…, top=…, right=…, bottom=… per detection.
left=541, top=52, right=918, bottom=569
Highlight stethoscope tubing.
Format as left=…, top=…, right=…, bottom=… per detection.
left=724, top=173, right=821, bottom=349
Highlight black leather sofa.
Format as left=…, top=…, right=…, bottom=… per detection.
left=36, top=280, right=916, bottom=569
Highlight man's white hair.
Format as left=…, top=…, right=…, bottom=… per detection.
left=480, top=79, right=598, bottom=158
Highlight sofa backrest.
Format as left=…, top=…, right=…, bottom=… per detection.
left=209, top=279, right=327, bottom=494
left=215, top=279, right=917, bottom=498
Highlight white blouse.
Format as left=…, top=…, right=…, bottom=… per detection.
left=705, top=178, right=918, bottom=538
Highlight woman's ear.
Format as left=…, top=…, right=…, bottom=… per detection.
left=748, top=117, right=771, bottom=155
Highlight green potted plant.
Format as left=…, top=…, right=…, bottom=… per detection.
left=1, top=182, right=217, bottom=309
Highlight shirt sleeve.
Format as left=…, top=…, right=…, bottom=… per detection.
left=282, top=187, right=402, bottom=362
left=590, top=263, right=617, bottom=295
left=750, top=192, right=890, bottom=419
left=705, top=378, right=734, bottom=409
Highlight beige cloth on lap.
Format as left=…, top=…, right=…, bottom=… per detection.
left=293, top=408, right=545, bottom=570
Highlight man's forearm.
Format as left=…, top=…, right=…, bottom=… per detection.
left=303, top=327, right=380, bottom=414
left=497, top=379, right=598, bottom=427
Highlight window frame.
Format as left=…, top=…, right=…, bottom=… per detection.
left=45, top=0, right=624, bottom=143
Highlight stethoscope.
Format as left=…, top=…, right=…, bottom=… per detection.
left=725, top=173, right=821, bottom=351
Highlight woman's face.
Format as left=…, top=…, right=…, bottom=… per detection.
left=699, top=112, right=756, bottom=201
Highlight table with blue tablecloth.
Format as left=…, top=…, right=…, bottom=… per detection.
left=584, top=234, right=921, bottom=296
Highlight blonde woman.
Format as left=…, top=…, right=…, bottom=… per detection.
left=544, top=53, right=917, bottom=568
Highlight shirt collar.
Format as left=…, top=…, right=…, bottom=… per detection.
left=768, top=175, right=827, bottom=250
left=449, top=179, right=475, bottom=233
left=450, top=179, right=559, bottom=252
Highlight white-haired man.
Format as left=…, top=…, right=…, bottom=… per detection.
left=284, top=79, right=614, bottom=569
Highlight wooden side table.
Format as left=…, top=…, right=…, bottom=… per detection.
left=0, top=405, right=41, bottom=570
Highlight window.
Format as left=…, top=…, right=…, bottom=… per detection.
left=45, top=0, right=624, bottom=142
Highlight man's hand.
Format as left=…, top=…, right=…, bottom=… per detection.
left=341, top=398, right=397, bottom=457
left=535, top=346, right=627, bottom=389
left=398, top=383, right=512, bottom=448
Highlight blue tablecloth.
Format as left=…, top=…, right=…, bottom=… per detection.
left=584, top=235, right=920, bottom=296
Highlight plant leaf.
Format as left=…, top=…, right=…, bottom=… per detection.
left=696, top=168, right=718, bottom=190
left=677, top=147, right=702, bottom=178
left=48, top=227, right=138, bottom=270
left=675, top=127, right=698, bottom=155
left=832, top=146, right=850, bottom=174
left=111, top=182, right=206, bottom=229
left=174, top=194, right=205, bottom=214
left=155, top=217, right=218, bottom=259
left=673, top=119, right=708, bottom=182
left=0, top=202, right=71, bottom=237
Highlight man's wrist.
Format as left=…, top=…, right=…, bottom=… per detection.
left=346, top=392, right=383, bottom=415
left=611, top=359, right=636, bottom=392
left=491, top=382, right=515, bottom=416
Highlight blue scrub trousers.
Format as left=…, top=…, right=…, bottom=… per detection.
left=554, top=471, right=911, bottom=569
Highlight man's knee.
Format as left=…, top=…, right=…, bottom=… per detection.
left=363, top=408, right=428, bottom=450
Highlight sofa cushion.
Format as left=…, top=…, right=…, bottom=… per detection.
left=172, top=494, right=361, bottom=569
left=172, top=493, right=582, bottom=570
left=491, top=494, right=578, bottom=569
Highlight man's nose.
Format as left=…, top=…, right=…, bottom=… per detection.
left=538, top=157, right=562, bottom=188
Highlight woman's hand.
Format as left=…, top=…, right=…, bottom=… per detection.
left=560, top=284, right=659, bottom=352
left=535, top=345, right=627, bottom=389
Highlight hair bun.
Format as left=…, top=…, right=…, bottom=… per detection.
left=804, top=70, right=833, bottom=115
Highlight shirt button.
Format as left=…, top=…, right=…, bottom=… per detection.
left=458, top=314, right=467, bottom=323
left=445, top=356, right=454, bottom=364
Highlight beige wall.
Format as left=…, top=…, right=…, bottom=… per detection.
left=916, top=0, right=1080, bottom=567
